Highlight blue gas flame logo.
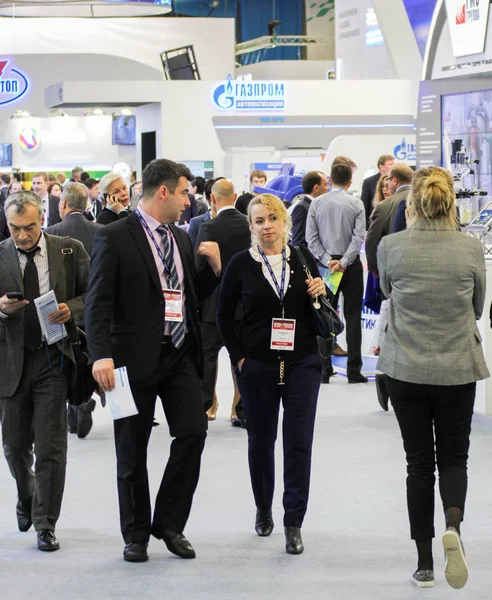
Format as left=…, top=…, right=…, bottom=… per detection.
left=213, top=74, right=235, bottom=110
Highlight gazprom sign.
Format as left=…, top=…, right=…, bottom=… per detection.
left=213, top=75, right=285, bottom=111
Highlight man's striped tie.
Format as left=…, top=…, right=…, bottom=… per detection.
left=157, top=225, right=185, bottom=349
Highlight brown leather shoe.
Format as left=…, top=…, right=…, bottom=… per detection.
left=332, top=344, right=348, bottom=357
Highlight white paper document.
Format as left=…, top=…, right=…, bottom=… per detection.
left=33, top=290, right=68, bottom=345
left=106, top=367, right=138, bottom=420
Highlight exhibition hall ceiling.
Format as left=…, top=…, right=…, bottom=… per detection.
left=0, top=0, right=172, bottom=17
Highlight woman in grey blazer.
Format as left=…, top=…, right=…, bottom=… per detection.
left=377, top=167, right=489, bottom=590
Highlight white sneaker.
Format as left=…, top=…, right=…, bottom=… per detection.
left=411, top=569, right=435, bottom=588
left=442, top=527, right=468, bottom=589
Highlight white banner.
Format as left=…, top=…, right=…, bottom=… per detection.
left=445, top=0, right=491, bottom=57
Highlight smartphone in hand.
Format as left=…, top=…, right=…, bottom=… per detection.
left=6, top=292, right=24, bottom=300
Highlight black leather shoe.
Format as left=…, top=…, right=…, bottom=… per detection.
left=348, top=373, right=368, bottom=384
left=375, top=374, right=389, bottom=411
left=231, top=417, right=246, bottom=428
left=285, top=526, right=304, bottom=555
left=321, top=369, right=335, bottom=384
left=37, top=529, right=60, bottom=552
left=162, top=530, right=196, bottom=559
left=16, top=498, right=32, bottom=532
left=77, top=398, right=96, bottom=439
left=255, top=508, right=274, bottom=537
left=123, top=542, right=149, bottom=562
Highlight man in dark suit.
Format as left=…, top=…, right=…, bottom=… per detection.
left=291, top=171, right=328, bottom=247
left=365, top=163, right=413, bottom=275
left=31, top=171, right=61, bottom=227
left=47, top=182, right=101, bottom=438
left=0, top=173, right=10, bottom=203
left=196, top=180, right=251, bottom=425
left=0, top=190, right=89, bottom=552
left=188, top=177, right=225, bottom=249
left=85, top=158, right=219, bottom=564
left=83, top=178, right=102, bottom=222
left=0, top=205, right=10, bottom=241
left=360, top=155, right=395, bottom=228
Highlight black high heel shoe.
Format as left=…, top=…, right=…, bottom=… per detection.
left=255, top=508, right=274, bottom=537
left=284, top=527, right=304, bottom=555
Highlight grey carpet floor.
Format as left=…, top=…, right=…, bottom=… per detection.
left=1, top=352, right=492, bottom=599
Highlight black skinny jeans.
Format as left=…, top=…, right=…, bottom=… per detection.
left=387, top=377, right=476, bottom=541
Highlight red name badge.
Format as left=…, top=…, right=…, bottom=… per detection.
left=270, top=318, right=296, bottom=351
left=163, top=289, right=183, bottom=323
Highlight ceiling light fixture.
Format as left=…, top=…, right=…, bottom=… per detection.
left=120, top=108, right=133, bottom=116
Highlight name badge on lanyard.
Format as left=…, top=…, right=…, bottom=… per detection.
left=257, top=246, right=296, bottom=352
left=270, top=318, right=296, bottom=351
left=163, top=289, right=183, bottom=322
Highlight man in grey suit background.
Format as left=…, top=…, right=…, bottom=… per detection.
left=365, top=164, right=413, bottom=276
left=47, top=182, right=101, bottom=437
left=306, top=162, right=367, bottom=384
left=0, top=191, right=89, bottom=552
left=47, top=182, right=101, bottom=257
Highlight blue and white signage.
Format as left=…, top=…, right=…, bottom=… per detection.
left=394, top=138, right=417, bottom=162
left=0, top=60, right=29, bottom=106
left=213, top=75, right=285, bottom=111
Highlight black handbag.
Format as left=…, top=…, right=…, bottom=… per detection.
left=294, top=247, right=344, bottom=341
left=61, top=239, right=98, bottom=406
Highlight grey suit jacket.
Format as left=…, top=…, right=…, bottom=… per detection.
left=377, top=220, right=489, bottom=386
left=46, top=212, right=101, bottom=257
left=365, top=185, right=411, bottom=273
left=0, top=233, right=90, bottom=397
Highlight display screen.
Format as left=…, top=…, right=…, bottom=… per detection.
left=469, top=202, right=492, bottom=227
left=0, top=143, right=12, bottom=167
left=442, top=89, right=492, bottom=195
left=112, top=116, right=136, bottom=146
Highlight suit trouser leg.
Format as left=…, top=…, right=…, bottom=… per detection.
left=340, top=260, right=363, bottom=378
left=31, top=346, right=69, bottom=530
left=0, top=352, right=35, bottom=504
left=281, top=354, right=321, bottom=527
left=200, top=322, right=224, bottom=411
left=152, top=339, right=207, bottom=536
left=0, top=346, right=68, bottom=531
left=235, top=360, right=281, bottom=510
left=113, top=382, right=155, bottom=543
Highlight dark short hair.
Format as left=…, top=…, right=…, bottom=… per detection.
left=0, top=173, right=11, bottom=185
left=84, top=178, right=99, bottom=190
left=142, top=159, right=193, bottom=197
left=330, top=163, right=353, bottom=187
left=48, top=182, right=62, bottom=195
left=80, top=171, right=90, bottom=182
left=302, top=171, right=323, bottom=194
left=192, top=176, right=205, bottom=195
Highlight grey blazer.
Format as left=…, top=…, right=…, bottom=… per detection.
left=377, top=220, right=489, bottom=386
left=46, top=212, right=102, bottom=257
left=0, top=233, right=90, bottom=397
left=365, top=185, right=411, bottom=273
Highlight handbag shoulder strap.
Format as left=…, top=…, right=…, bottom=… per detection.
left=293, top=245, right=313, bottom=279
left=59, top=236, right=79, bottom=343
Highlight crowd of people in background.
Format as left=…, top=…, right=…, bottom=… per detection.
left=0, top=154, right=487, bottom=592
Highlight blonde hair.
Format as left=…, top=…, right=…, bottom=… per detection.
left=373, top=175, right=389, bottom=207
left=248, top=193, right=291, bottom=246
left=407, top=167, right=457, bottom=228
